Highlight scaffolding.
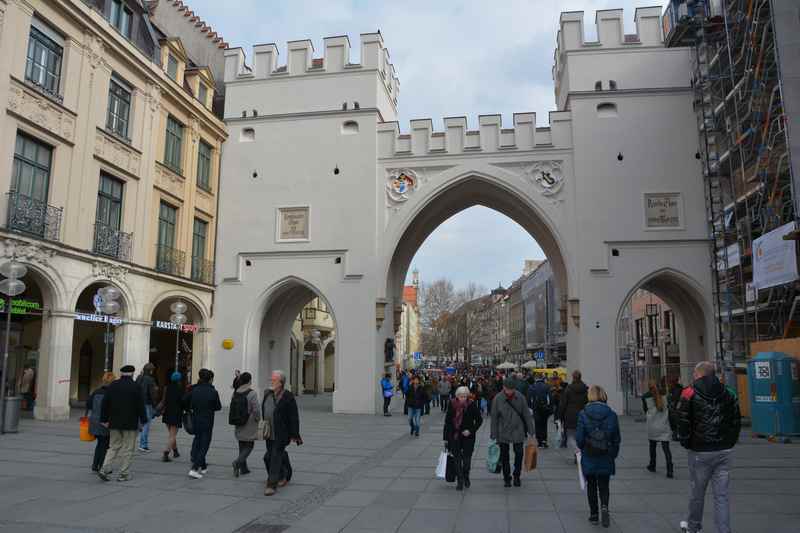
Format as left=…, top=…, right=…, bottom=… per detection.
left=664, top=0, right=797, bottom=365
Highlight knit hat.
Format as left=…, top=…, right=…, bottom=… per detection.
left=120, top=365, right=135, bottom=375
left=503, top=377, right=516, bottom=389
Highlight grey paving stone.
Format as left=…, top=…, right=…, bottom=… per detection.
left=508, top=511, right=563, bottom=533
left=324, top=490, right=380, bottom=508
left=453, top=510, right=507, bottom=533
left=345, top=506, right=411, bottom=532
left=397, top=509, right=458, bottom=533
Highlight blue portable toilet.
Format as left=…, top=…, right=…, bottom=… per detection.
left=748, top=352, right=800, bottom=437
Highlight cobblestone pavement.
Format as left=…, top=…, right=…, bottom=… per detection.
left=1, top=394, right=799, bottom=533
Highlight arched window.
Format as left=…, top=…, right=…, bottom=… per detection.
left=341, top=121, right=359, bottom=135
left=240, top=127, right=255, bottom=142
left=594, top=80, right=603, bottom=91
left=596, top=102, right=618, bottom=118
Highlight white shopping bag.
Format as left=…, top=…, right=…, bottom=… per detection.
left=435, top=450, right=448, bottom=479
left=576, top=451, right=586, bottom=491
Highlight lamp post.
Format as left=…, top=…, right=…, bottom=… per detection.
left=170, top=301, right=188, bottom=372
left=0, top=259, right=27, bottom=435
left=94, top=286, right=122, bottom=372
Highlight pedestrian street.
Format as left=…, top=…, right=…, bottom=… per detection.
left=0, top=394, right=798, bottom=533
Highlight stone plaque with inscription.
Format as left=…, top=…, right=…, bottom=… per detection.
left=278, top=207, right=309, bottom=240
left=644, top=193, right=681, bottom=228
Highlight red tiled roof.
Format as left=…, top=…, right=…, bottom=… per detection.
left=403, top=286, right=418, bottom=306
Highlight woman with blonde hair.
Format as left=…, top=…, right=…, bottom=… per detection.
left=86, top=372, right=116, bottom=472
left=576, top=385, right=621, bottom=528
left=643, top=379, right=673, bottom=478
left=443, top=385, right=482, bottom=490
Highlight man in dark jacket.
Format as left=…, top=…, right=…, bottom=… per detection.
left=677, top=361, right=741, bottom=533
left=135, top=363, right=158, bottom=452
left=263, top=369, right=302, bottom=496
left=184, top=368, right=222, bottom=479
left=527, top=376, right=552, bottom=448
left=98, top=365, right=147, bottom=482
left=557, top=370, right=588, bottom=459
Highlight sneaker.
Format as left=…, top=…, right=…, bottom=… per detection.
left=513, top=476, right=521, bottom=487
left=646, top=464, right=656, bottom=473
left=588, top=514, right=599, bottom=525
left=162, top=452, right=171, bottom=463
left=277, top=479, right=289, bottom=487
left=240, top=468, right=251, bottom=476
left=188, top=469, right=203, bottom=479
left=410, top=427, right=414, bottom=435
left=97, top=471, right=110, bottom=482
left=264, top=484, right=276, bottom=496
left=138, top=446, right=150, bottom=453
left=199, top=468, right=208, bottom=475
left=116, top=474, right=130, bottom=482
left=503, top=478, right=512, bottom=488
left=414, top=431, right=420, bottom=437
left=232, top=461, right=240, bottom=478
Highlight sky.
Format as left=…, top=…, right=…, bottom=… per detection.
left=187, top=0, right=664, bottom=290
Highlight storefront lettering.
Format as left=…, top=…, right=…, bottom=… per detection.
left=75, top=313, right=123, bottom=326
left=152, top=320, right=199, bottom=334
left=0, top=298, right=42, bottom=315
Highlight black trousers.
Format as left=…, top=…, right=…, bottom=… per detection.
left=585, top=474, right=610, bottom=515
left=499, top=442, right=524, bottom=481
left=235, top=441, right=254, bottom=471
left=440, top=395, right=449, bottom=412
left=264, top=440, right=292, bottom=487
left=648, top=440, right=673, bottom=468
left=383, top=396, right=391, bottom=414
left=190, top=429, right=212, bottom=470
left=449, top=437, right=475, bottom=482
left=534, top=411, right=550, bottom=445
left=92, top=435, right=110, bottom=471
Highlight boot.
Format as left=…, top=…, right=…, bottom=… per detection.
left=646, top=463, right=656, bottom=473
left=601, top=506, right=610, bottom=528
left=666, top=463, right=674, bottom=479
left=172, top=448, right=180, bottom=459
left=463, top=469, right=471, bottom=488
left=162, top=451, right=171, bottom=462
left=456, top=476, right=463, bottom=491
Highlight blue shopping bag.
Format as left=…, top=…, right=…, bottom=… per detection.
left=486, top=439, right=501, bottom=474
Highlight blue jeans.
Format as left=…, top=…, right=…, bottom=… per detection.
left=687, top=450, right=732, bottom=533
left=408, top=407, right=422, bottom=434
left=139, top=405, right=154, bottom=448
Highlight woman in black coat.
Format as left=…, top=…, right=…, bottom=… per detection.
left=159, top=371, right=183, bottom=462
left=443, top=385, right=483, bottom=490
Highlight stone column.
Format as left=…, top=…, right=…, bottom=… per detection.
left=316, top=348, right=325, bottom=393
left=34, top=312, right=74, bottom=421
left=119, top=321, right=151, bottom=373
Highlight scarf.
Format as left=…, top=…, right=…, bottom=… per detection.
left=451, top=398, right=468, bottom=440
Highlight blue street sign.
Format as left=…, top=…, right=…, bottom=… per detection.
left=413, top=352, right=423, bottom=360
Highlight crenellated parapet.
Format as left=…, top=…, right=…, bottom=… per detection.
left=377, top=113, right=572, bottom=158
left=223, top=32, right=399, bottom=104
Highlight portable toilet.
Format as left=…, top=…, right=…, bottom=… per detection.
left=748, top=352, right=800, bottom=438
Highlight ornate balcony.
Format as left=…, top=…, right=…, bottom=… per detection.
left=93, top=223, right=133, bottom=262
left=6, top=192, right=62, bottom=242
left=190, top=256, right=214, bottom=285
left=155, top=244, right=185, bottom=277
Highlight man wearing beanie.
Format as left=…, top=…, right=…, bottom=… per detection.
left=98, top=364, right=147, bottom=482
left=491, top=376, right=534, bottom=488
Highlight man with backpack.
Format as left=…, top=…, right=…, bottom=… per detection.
left=527, top=375, right=552, bottom=448
left=490, top=377, right=534, bottom=487
left=230, top=372, right=260, bottom=477
left=135, top=363, right=158, bottom=452
left=183, top=369, right=222, bottom=479
left=677, top=361, right=741, bottom=533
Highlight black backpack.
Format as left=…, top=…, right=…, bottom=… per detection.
left=584, top=413, right=610, bottom=457
left=228, top=391, right=250, bottom=426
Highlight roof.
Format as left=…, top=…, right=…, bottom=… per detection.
left=403, top=285, right=418, bottom=306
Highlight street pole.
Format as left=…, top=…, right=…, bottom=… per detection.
left=0, top=294, right=12, bottom=435
left=104, top=321, right=111, bottom=372
left=174, top=327, right=181, bottom=372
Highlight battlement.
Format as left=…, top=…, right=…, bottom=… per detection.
left=377, top=113, right=572, bottom=158
left=556, top=7, right=663, bottom=53
left=224, top=33, right=399, bottom=103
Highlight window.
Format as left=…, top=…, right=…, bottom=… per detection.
left=191, top=218, right=208, bottom=280
left=197, top=83, right=208, bottom=107
left=25, top=26, right=63, bottom=97
left=106, top=76, right=132, bottom=139
left=156, top=202, right=178, bottom=273
left=12, top=132, right=52, bottom=202
left=305, top=307, right=316, bottom=320
left=96, top=174, right=123, bottom=230
left=196, top=140, right=212, bottom=191
left=164, top=116, right=183, bottom=172
left=110, top=0, right=132, bottom=39
left=167, top=54, right=179, bottom=80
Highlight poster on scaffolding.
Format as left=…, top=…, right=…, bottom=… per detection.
left=752, top=221, right=798, bottom=290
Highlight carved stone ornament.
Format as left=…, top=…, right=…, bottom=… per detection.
left=92, top=261, right=129, bottom=281
left=95, top=131, right=141, bottom=176
left=386, top=169, right=419, bottom=205
left=525, top=160, right=564, bottom=197
left=154, top=163, right=185, bottom=199
left=0, top=238, right=56, bottom=265
left=146, top=82, right=162, bottom=113
left=189, top=116, right=200, bottom=144
left=8, top=81, right=76, bottom=142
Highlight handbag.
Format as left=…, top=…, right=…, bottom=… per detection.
left=435, top=450, right=448, bottom=479
left=259, top=391, right=276, bottom=440
left=524, top=440, right=538, bottom=471
left=445, top=453, right=457, bottom=483
left=182, top=411, right=195, bottom=435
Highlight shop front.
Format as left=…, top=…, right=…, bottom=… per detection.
left=149, top=298, right=203, bottom=387
left=0, top=283, right=45, bottom=412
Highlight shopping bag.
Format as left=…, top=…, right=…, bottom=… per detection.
left=445, top=453, right=457, bottom=483
left=79, top=416, right=95, bottom=442
left=436, top=451, right=448, bottom=479
left=486, top=439, right=501, bottom=474
left=576, top=451, right=586, bottom=491
left=524, top=440, right=538, bottom=471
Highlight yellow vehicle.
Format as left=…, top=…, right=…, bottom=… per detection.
left=532, top=367, right=568, bottom=381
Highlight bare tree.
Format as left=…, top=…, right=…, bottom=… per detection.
left=419, top=279, right=459, bottom=360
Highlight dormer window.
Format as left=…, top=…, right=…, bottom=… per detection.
left=110, top=0, right=132, bottom=39
left=167, top=54, right=179, bottom=81
left=198, top=83, right=208, bottom=107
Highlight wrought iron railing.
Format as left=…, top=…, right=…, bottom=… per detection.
left=93, top=223, right=133, bottom=261
left=6, top=191, right=62, bottom=241
left=190, top=256, right=214, bottom=284
left=155, top=244, right=185, bottom=277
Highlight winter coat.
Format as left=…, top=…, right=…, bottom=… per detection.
left=400, top=374, right=410, bottom=394
left=576, top=401, right=621, bottom=477
left=160, top=382, right=183, bottom=427
left=677, top=375, right=741, bottom=452
left=527, top=380, right=552, bottom=415
left=443, top=400, right=482, bottom=449
left=234, top=385, right=261, bottom=442
left=262, top=389, right=300, bottom=446
left=438, top=380, right=451, bottom=396
left=490, top=390, right=534, bottom=444
left=381, top=378, right=394, bottom=398
left=642, top=392, right=671, bottom=442
left=558, top=380, right=589, bottom=429
left=406, top=385, right=428, bottom=409
left=86, top=385, right=109, bottom=437
left=101, top=376, right=147, bottom=431
left=183, top=382, right=222, bottom=433
left=135, top=373, right=158, bottom=406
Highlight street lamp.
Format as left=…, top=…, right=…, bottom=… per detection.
left=0, top=259, right=27, bottom=435
left=170, top=301, right=188, bottom=371
left=94, top=286, right=121, bottom=372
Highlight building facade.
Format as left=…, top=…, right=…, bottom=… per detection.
left=521, top=260, right=565, bottom=366
left=395, top=272, right=421, bottom=369
left=0, top=0, right=226, bottom=420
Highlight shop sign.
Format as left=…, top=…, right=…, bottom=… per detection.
left=752, top=221, right=798, bottom=289
left=152, top=320, right=199, bottom=334
left=0, top=298, right=42, bottom=315
left=75, top=313, right=123, bottom=326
